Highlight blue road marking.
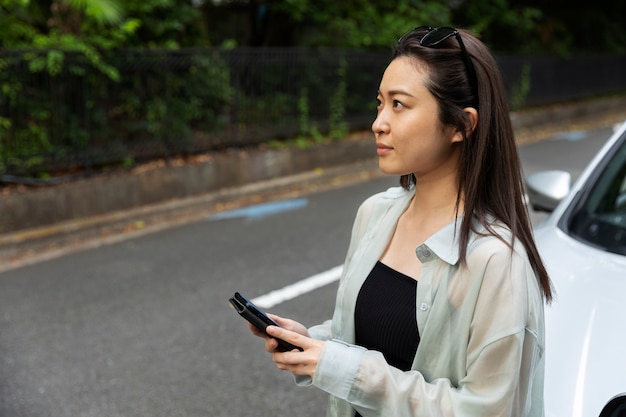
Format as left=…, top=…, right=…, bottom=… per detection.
left=208, top=198, right=309, bottom=221
left=551, top=130, right=588, bottom=141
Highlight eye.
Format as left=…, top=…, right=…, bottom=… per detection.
left=392, top=100, right=404, bottom=108
left=375, top=97, right=383, bottom=109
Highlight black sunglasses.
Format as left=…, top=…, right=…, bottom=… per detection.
left=400, top=26, right=478, bottom=100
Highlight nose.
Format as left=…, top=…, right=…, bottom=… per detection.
left=371, top=110, right=389, bottom=135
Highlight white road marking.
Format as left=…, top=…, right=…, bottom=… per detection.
left=251, top=265, right=343, bottom=309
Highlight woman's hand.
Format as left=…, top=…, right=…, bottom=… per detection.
left=247, top=314, right=324, bottom=379
left=247, top=313, right=309, bottom=344
left=266, top=325, right=325, bottom=379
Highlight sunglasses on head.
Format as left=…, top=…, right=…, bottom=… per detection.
left=399, top=26, right=478, bottom=100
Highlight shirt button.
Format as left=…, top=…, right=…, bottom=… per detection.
left=420, top=302, right=429, bottom=311
left=416, top=247, right=431, bottom=258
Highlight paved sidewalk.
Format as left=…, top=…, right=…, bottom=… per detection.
left=2, top=96, right=626, bottom=269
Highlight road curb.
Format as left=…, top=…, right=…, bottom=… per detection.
left=0, top=159, right=384, bottom=267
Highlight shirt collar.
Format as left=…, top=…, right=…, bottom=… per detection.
left=417, top=217, right=463, bottom=265
left=381, top=186, right=473, bottom=266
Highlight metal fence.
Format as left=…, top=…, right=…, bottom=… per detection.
left=1, top=48, right=626, bottom=181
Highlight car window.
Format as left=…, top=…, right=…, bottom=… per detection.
left=566, top=136, right=626, bottom=256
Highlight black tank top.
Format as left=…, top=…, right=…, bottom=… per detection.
left=355, top=261, right=420, bottom=370
left=353, top=261, right=420, bottom=417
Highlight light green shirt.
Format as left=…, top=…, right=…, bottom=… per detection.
left=298, top=186, right=545, bottom=417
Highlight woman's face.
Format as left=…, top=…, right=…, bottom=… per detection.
left=372, top=56, right=463, bottom=181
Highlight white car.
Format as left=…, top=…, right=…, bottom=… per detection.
left=526, top=121, right=626, bottom=417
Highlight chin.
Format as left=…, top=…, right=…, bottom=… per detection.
left=378, top=162, right=409, bottom=177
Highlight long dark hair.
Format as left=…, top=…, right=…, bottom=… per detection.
left=394, top=27, right=554, bottom=302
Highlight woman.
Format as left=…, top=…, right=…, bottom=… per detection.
left=249, top=26, right=553, bottom=417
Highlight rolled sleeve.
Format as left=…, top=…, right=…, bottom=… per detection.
left=308, top=320, right=332, bottom=341
left=312, top=339, right=366, bottom=398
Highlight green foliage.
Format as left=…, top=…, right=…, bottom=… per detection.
left=1, top=50, right=104, bottom=174
left=0, top=104, right=53, bottom=172
left=2, top=1, right=625, bottom=54
left=452, top=0, right=543, bottom=53
left=296, top=87, right=322, bottom=142
left=0, top=50, right=233, bottom=175
left=297, top=87, right=310, bottom=139
left=105, top=51, right=233, bottom=149
left=529, top=2, right=626, bottom=54
left=0, top=0, right=137, bottom=81
left=274, top=0, right=452, bottom=49
left=511, top=63, right=531, bottom=111
left=1, top=0, right=207, bottom=51
left=121, top=0, right=207, bottom=48
left=1, top=0, right=625, bottom=177
left=0, top=0, right=214, bottom=175
left=203, top=0, right=624, bottom=54
left=328, top=59, right=348, bottom=140
left=64, top=0, right=124, bottom=24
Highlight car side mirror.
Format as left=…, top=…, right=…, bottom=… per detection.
left=525, top=170, right=571, bottom=212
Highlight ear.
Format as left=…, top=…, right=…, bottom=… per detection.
left=464, top=107, right=478, bottom=136
left=451, top=107, right=478, bottom=143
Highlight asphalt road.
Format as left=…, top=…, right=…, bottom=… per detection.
left=0, top=122, right=619, bottom=417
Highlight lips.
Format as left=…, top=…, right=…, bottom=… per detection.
left=376, top=142, right=393, bottom=156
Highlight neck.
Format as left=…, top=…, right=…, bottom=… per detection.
left=408, top=170, right=464, bottom=223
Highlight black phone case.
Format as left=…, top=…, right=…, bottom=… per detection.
left=229, top=292, right=302, bottom=352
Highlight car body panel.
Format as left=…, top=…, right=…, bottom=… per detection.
left=535, top=225, right=626, bottom=417
left=532, top=120, right=626, bottom=417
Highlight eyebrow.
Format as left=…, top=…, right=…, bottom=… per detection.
left=378, top=89, right=415, bottom=98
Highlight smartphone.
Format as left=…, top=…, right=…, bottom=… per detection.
left=229, top=292, right=303, bottom=352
